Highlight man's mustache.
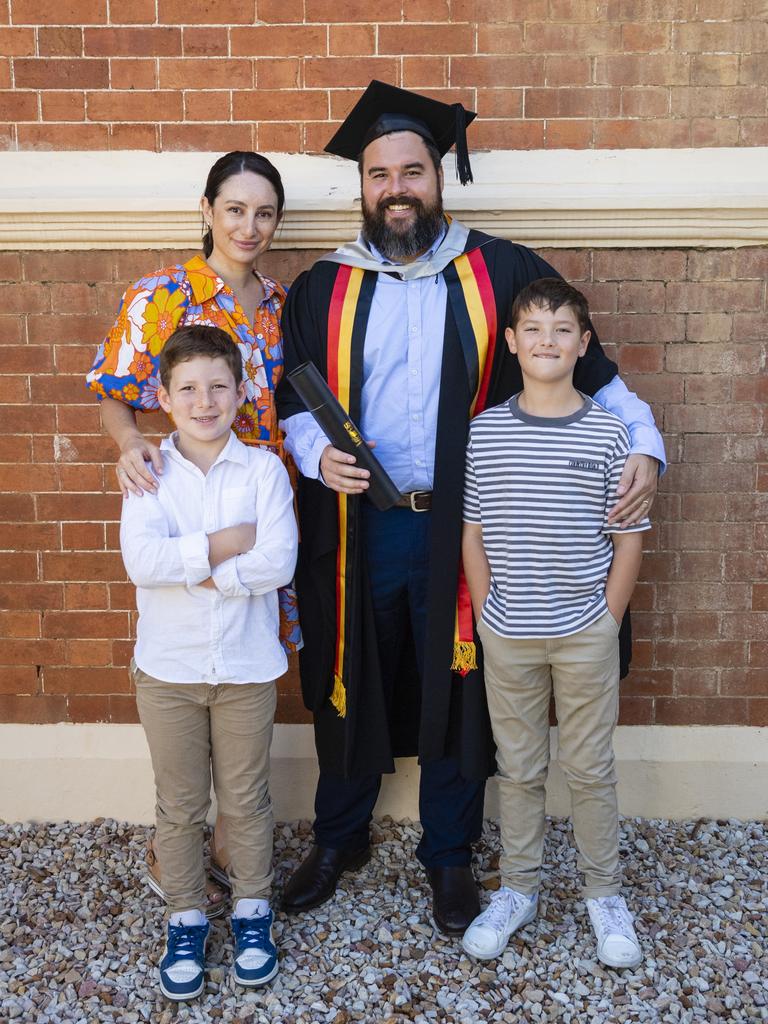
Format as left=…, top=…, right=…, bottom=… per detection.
left=377, top=196, right=423, bottom=211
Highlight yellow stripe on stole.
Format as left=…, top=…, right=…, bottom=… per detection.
left=453, top=253, right=490, bottom=416
left=451, top=253, right=493, bottom=673
left=330, top=267, right=364, bottom=718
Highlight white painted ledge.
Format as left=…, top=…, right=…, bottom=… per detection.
left=1, top=148, right=766, bottom=250
left=2, top=723, right=766, bottom=824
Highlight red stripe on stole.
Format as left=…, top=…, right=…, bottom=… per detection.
left=467, top=247, right=497, bottom=415
left=453, top=247, right=498, bottom=675
left=327, top=263, right=352, bottom=399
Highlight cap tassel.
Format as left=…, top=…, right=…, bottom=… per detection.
left=453, top=103, right=473, bottom=186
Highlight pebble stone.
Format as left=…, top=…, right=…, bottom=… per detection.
left=1, top=816, right=766, bottom=1023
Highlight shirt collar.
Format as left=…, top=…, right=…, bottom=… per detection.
left=160, top=429, right=249, bottom=469
left=183, top=255, right=284, bottom=307
left=363, top=221, right=448, bottom=267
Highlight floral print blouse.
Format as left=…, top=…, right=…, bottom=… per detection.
left=87, top=254, right=301, bottom=653
left=87, top=254, right=285, bottom=444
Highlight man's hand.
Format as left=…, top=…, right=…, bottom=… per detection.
left=607, top=453, right=659, bottom=527
left=319, top=444, right=374, bottom=495
left=117, top=435, right=163, bottom=498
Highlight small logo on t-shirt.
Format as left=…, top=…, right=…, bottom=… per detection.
left=568, top=458, right=601, bottom=471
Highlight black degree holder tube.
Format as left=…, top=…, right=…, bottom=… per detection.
left=287, top=361, right=402, bottom=511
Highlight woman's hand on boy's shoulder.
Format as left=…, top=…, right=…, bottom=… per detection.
left=117, top=437, right=163, bottom=498
left=607, top=454, right=657, bottom=527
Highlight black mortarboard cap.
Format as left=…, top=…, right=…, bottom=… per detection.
left=324, top=80, right=477, bottom=185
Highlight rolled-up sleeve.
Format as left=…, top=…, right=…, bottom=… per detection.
left=211, top=455, right=298, bottom=598
left=120, top=490, right=211, bottom=588
left=593, top=376, right=667, bottom=474
left=280, top=411, right=330, bottom=481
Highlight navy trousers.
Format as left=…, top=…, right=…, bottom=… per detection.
left=313, top=504, right=484, bottom=867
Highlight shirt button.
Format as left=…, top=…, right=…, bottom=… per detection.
left=412, top=414, right=419, bottom=422
left=411, top=368, right=418, bottom=376
left=410, top=326, right=418, bottom=335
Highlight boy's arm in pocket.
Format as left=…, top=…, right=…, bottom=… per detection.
left=605, top=531, right=644, bottom=625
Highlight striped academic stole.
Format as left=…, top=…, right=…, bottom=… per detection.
left=326, top=264, right=376, bottom=717
left=444, top=246, right=498, bottom=675
left=325, top=248, right=495, bottom=717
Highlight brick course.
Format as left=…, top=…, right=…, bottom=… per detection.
left=0, top=0, right=765, bottom=729
left=1, top=1, right=765, bottom=151
left=0, top=244, right=765, bottom=726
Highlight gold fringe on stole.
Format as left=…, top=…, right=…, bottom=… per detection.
left=330, top=673, right=347, bottom=718
left=451, top=640, right=477, bottom=673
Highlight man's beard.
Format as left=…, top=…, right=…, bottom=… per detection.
left=361, top=194, right=445, bottom=261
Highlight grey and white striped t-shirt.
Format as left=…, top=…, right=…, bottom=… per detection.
left=463, top=394, right=651, bottom=639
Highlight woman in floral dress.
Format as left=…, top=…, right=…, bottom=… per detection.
left=87, top=151, right=301, bottom=914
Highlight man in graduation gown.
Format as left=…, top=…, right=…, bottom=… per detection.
left=277, top=81, right=665, bottom=935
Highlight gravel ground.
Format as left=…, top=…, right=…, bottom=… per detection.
left=1, top=816, right=766, bottom=1024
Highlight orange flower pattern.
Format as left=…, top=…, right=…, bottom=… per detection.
left=86, top=255, right=285, bottom=445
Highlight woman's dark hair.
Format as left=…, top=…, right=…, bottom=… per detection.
left=201, top=151, right=285, bottom=259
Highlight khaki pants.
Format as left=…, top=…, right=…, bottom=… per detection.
left=478, top=611, right=621, bottom=899
left=133, top=663, right=277, bottom=914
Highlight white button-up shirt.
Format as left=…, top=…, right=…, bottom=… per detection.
left=119, top=432, right=297, bottom=685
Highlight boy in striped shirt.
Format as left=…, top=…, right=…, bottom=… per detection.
left=461, top=278, right=651, bottom=968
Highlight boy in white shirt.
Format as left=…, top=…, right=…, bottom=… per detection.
left=120, top=324, right=297, bottom=1000
left=461, top=279, right=651, bottom=969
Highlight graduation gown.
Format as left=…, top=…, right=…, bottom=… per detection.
left=277, top=226, right=626, bottom=782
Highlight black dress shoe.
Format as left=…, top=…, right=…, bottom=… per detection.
left=426, top=865, right=480, bottom=936
left=282, top=844, right=371, bottom=914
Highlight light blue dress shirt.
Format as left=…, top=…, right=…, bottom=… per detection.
left=282, top=235, right=666, bottom=487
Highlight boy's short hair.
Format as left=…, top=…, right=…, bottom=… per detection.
left=508, top=277, right=591, bottom=336
left=159, top=324, right=244, bottom=389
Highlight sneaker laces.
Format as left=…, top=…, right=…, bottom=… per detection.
left=593, top=896, right=635, bottom=938
left=165, top=922, right=207, bottom=977
left=233, top=914, right=275, bottom=966
left=482, top=888, right=530, bottom=931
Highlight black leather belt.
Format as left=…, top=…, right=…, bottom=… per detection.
left=394, top=490, right=432, bottom=512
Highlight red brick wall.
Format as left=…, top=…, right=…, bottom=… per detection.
left=0, top=0, right=765, bottom=152
left=1, top=244, right=766, bottom=728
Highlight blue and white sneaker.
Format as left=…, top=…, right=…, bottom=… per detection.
left=232, top=909, right=278, bottom=987
left=158, top=918, right=209, bottom=1001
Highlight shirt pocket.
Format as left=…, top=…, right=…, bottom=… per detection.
left=221, top=486, right=255, bottom=527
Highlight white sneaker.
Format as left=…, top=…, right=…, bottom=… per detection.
left=461, top=886, right=538, bottom=960
left=586, top=895, right=642, bottom=969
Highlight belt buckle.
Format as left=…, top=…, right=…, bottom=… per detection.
left=410, top=490, right=429, bottom=512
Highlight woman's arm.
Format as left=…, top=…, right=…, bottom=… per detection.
left=88, top=268, right=188, bottom=496
left=101, top=397, right=163, bottom=498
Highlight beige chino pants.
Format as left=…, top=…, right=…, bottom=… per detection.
left=133, top=662, right=276, bottom=914
left=478, top=611, right=621, bottom=899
